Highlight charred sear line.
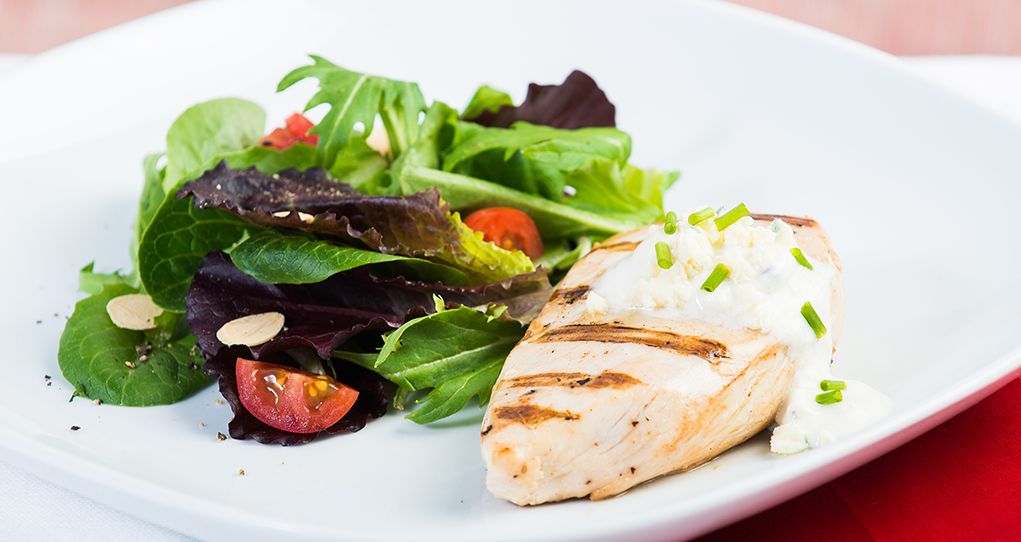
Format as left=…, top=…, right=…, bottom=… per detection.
left=592, top=240, right=640, bottom=253
left=535, top=324, right=729, bottom=362
left=507, top=371, right=642, bottom=390
left=493, top=405, right=579, bottom=425
left=749, top=213, right=817, bottom=228
left=551, top=286, right=590, bottom=305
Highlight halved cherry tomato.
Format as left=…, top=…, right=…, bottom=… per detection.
left=463, top=207, right=545, bottom=259
left=235, top=358, right=358, bottom=434
left=258, top=113, right=319, bottom=150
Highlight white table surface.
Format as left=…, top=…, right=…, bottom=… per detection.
left=2, top=52, right=1020, bottom=542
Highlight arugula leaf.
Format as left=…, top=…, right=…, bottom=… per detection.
left=162, top=98, right=267, bottom=192
left=463, top=70, right=616, bottom=129
left=443, top=121, right=630, bottom=200
left=58, top=283, right=210, bottom=406
left=229, top=228, right=471, bottom=286
left=461, top=86, right=514, bottom=121
left=278, top=55, right=427, bottom=167
left=399, top=166, right=647, bottom=241
left=79, top=262, right=129, bottom=295
left=340, top=305, right=523, bottom=424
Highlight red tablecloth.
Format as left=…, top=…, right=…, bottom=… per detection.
left=699, top=376, right=1021, bottom=541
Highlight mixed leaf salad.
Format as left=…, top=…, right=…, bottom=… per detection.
left=58, top=56, right=678, bottom=445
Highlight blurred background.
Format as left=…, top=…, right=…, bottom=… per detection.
left=2, top=0, right=1021, bottom=55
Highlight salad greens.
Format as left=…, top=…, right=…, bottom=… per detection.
left=58, top=56, right=678, bottom=443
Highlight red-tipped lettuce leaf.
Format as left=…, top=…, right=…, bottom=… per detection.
left=464, top=70, right=615, bottom=129
left=202, top=346, right=388, bottom=445
left=177, top=161, right=532, bottom=284
left=186, top=251, right=551, bottom=360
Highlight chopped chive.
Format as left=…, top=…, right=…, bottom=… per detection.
left=664, top=211, right=678, bottom=234
left=687, top=207, right=715, bottom=226
left=655, top=241, right=673, bottom=269
left=701, top=263, right=729, bottom=292
left=815, top=390, right=843, bottom=405
left=791, top=247, right=813, bottom=270
left=713, top=203, right=750, bottom=231
left=820, top=379, right=846, bottom=391
left=801, top=302, right=827, bottom=338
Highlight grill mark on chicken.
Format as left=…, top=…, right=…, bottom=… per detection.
left=592, top=240, right=640, bottom=253
left=493, top=405, right=579, bottom=426
left=749, top=213, right=817, bottom=228
left=506, top=371, right=642, bottom=390
left=533, top=324, right=730, bottom=363
left=550, top=286, right=590, bottom=305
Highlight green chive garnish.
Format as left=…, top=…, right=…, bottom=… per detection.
left=713, top=203, right=749, bottom=231
left=687, top=207, right=715, bottom=226
left=801, top=302, right=827, bottom=338
left=655, top=241, right=673, bottom=269
left=701, top=263, right=729, bottom=292
left=820, top=379, right=846, bottom=391
left=815, top=390, right=843, bottom=405
left=664, top=211, right=678, bottom=234
left=791, top=247, right=813, bottom=270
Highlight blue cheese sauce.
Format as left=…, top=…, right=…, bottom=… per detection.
left=586, top=209, right=891, bottom=454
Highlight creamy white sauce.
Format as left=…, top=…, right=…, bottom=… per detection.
left=587, top=209, right=891, bottom=454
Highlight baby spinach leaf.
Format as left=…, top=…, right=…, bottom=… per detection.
left=443, top=121, right=630, bottom=200
left=340, top=305, right=523, bottom=424
left=163, top=98, right=267, bottom=192
left=228, top=229, right=470, bottom=286
left=279, top=55, right=427, bottom=167
left=463, top=70, right=615, bottom=129
left=58, top=283, right=210, bottom=406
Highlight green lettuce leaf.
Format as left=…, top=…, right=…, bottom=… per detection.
left=461, top=86, right=514, bottom=120
left=58, top=283, right=210, bottom=406
left=384, top=101, right=458, bottom=196
left=564, top=160, right=680, bottom=224
left=443, top=121, right=630, bottom=200
left=278, top=55, right=427, bottom=167
left=339, top=304, right=523, bottom=424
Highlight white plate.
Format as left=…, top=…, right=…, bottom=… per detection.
left=2, top=0, right=1021, bottom=541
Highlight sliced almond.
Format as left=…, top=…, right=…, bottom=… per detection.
left=297, top=212, right=315, bottom=223
left=216, top=312, right=285, bottom=347
left=106, top=294, right=163, bottom=330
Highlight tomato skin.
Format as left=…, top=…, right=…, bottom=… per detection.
left=259, top=113, right=318, bottom=150
left=463, top=207, right=545, bottom=259
left=235, top=358, right=358, bottom=434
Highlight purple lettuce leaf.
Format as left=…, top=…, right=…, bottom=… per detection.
left=186, top=251, right=550, bottom=361
left=465, top=70, right=616, bottom=129
left=202, top=346, right=389, bottom=445
left=176, top=161, right=533, bottom=284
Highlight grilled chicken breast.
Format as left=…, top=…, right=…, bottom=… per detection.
left=480, top=214, right=843, bottom=505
